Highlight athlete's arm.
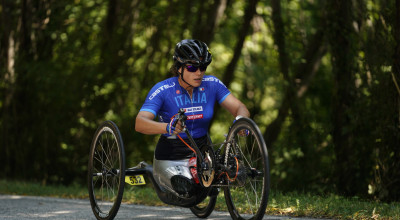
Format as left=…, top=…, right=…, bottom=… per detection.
left=220, top=94, right=250, bottom=118
left=135, top=111, right=167, bottom=134
left=135, top=111, right=184, bottom=135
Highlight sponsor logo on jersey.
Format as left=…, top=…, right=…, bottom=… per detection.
left=203, top=77, right=227, bottom=88
left=199, top=87, right=205, bottom=91
left=184, top=106, right=203, bottom=113
left=149, top=82, right=175, bottom=100
left=187, top=114, right=203, bottom=120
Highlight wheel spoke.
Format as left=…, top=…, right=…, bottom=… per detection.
left=243, top=187, right=254, bottom=215
left=103, top=133, right=114, bottom=170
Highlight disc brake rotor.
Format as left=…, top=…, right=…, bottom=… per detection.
left=199, top=145, right=215, bottom=187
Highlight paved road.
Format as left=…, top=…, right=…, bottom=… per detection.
left=0, top=195, right=324, bottom=220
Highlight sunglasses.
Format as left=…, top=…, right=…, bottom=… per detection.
left=185, top=64, right=208, bottom=72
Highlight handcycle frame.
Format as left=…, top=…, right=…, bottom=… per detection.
left=88, top=108, right=270, bottom=220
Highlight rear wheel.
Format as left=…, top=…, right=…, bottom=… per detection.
left=190, top=143, right=217, bottom=218
left=189, top=191, right=217, bottom=218
left=224, top=118, right=270, bottom=220
left=88, top=121, right=125, bottom=220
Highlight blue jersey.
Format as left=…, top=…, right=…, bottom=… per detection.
left=139, top=75, right=231, bottom=139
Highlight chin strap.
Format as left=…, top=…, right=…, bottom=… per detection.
left=179, top=66, right=195, bottom=89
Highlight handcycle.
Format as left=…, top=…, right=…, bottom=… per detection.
left=88, top=109, right=270, bottom=220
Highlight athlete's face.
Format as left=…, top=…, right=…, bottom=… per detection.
left=182, top=64, right=205, bottom=87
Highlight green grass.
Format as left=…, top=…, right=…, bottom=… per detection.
left=268, top=191, right=400, bottom=219
left=1, top=179, right=399, bottom=219
left=0, top=179, right=88, bottom=199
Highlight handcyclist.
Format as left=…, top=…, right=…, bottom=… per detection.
left=135, top=39, right=250, bottom=198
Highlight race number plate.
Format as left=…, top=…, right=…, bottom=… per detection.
left=125, top=175, right=146, bottom=185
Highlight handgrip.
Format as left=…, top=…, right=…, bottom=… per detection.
left=173, top=108, right=187, bottom=127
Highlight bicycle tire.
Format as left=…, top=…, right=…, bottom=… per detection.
left=189, top=188, right=217, bottom=218
left=88, top=121, right=126, bottom=220
left=223, top=118, right=270, bottom=220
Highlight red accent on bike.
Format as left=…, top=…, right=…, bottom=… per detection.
left=189, top=157, right=199, bottom=184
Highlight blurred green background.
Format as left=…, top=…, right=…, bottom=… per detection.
left=1, top=0, right=399, bottom=202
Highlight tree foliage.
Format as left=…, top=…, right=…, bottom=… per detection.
left=1, top=0, right=399, bottom=201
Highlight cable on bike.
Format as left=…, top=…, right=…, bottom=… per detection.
left=218, top=156, right=239, bottom=182
left=177, top=134, right=196, bottom=154
left=169, top=114, right=197, bottom=155
left=170, top=113, right=239, bottom=183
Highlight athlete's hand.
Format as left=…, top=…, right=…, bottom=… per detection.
left=238, top=129, right=250, bottom=136
left=233, top=116, right=250, bottom=137
left=166, top=116, right=185, bottom=135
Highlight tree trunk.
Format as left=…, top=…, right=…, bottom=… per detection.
left=394, top=0, right=400, bottom=96
left=222, top=0, right=259, bottom=87
left=208, top=0, right=258, bottom=127
left=0, top=0, right=16, bottom=179
left=192, top=0, right=227, bottom=45
left=263, top=0, right=293, bottom=150
left=380, top=0, right=400, bottom=201
left=270, top=0, right=290, bottom=82
left=263, top=0, right=327, bottom=149
left=327, top=0, right=358, bottom=195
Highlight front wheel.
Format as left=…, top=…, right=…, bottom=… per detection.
left=224, top=118, right=270, bottom=220
left=88, top=121, right=125, bottom=220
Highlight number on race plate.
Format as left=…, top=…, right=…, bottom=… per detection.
left=125, top=175, right=146, bottom=185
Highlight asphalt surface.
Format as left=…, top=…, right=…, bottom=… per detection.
left=0, top=195, right=327, bottom=220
